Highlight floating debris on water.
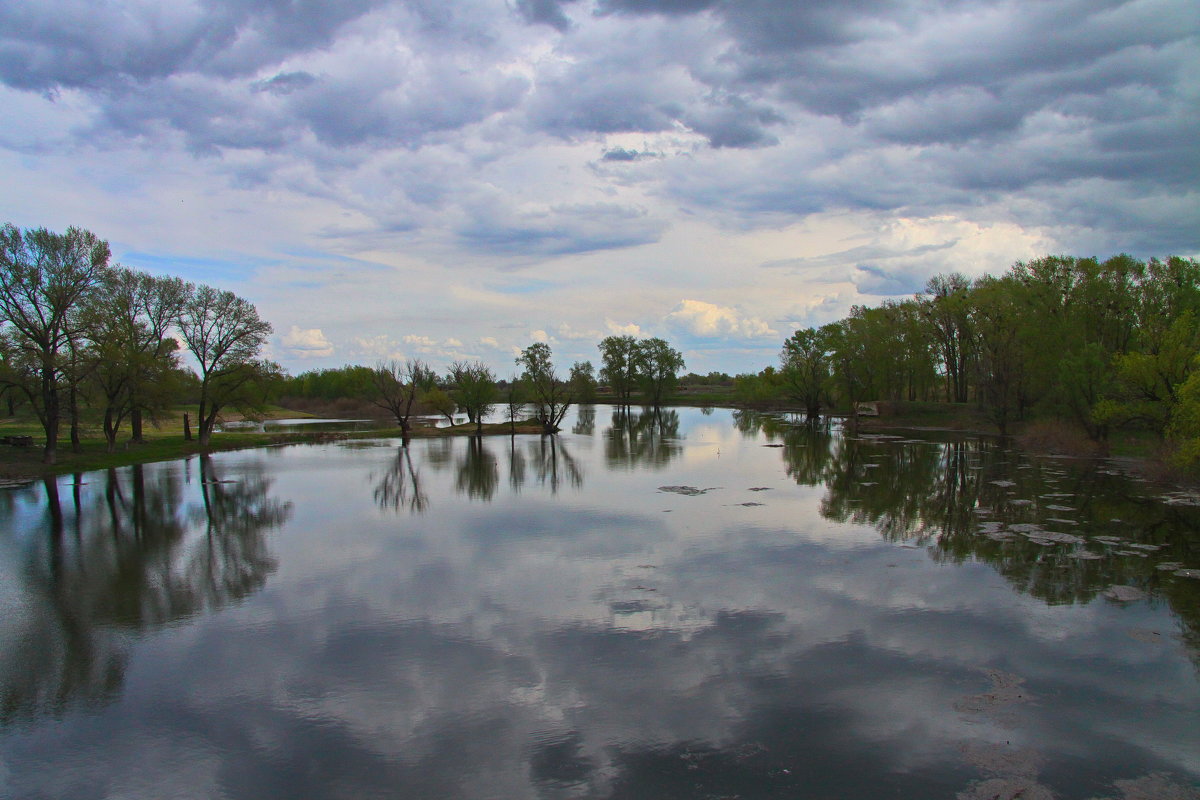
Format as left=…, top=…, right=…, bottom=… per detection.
left=747, top=487, right=772, bottom=491
left=1101, top=772, right=1200, bottom=800
left=1044, top=504, right=1076, bottom=511
left=1161, top=492, right=1200, bottom=507
left=658, top=485, right=717, bottom=496
left=1093, top=535, right=1126, bottom=545
left=1115, top=550, right=1148, bottom=557
left=1104, top=585, right=1147, bottom=603
left=736, top=502, right=765, bottom=507
left=1127, top=629, right=1166, bottom=645
left=1126, top=543, right=1162, bottom=551
left=1046, top=517, right=1078, bottom=525
left=954, top=669, right=1031, bottom=714
left=990, top=480, right=1017, bottom=487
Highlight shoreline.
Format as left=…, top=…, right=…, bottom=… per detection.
left=0, top=419, right=547, bottom=485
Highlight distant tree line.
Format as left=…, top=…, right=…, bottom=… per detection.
left=737, top=254, right=1200, bottom=465
left=0, top=223, right=276, bottom=463
left=281, top=335, right=688, bottom=436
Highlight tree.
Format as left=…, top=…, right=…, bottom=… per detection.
left=780, top=327, right=831, bottom=420
left=598, top=335, right=640, bottom=403
left=918, top=274, right=974, bottom=403
left=635, top=337, right=685, bottom=406
left=81, top=268, right=186, bottom=451
left=449, top=360, right=498, bottom=434
left=175, top=284, right=274, bottom=447
left=517, top=342, right=571, bottom=433
left=369, top=358, right=435, bottom=435
left=970, top=276, right=1025, bottom=436
left=569, top=360, right=597, bottom=403
left=0, top=224, right=110, bottom=463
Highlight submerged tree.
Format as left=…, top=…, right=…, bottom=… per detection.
left=449, top=360, right=498, bottom=434
left=517, top=342, right=571, bottom=433
left=635, top=337, right=685, bottom=406
left=598, top=335, right=640, bottom=404
left=370, top=358, right=436, bottom=435
left=780, top=326, right=832, bottom=420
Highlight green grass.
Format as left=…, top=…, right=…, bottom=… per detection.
left=0, top=408, right=548, bottom=481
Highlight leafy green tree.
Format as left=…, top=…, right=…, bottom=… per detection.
left=569, top=360, right=597, bottom=403
left=0, top=224, right=110, bottom=463
left=517, top=342, right=571, bottom=433
left=81, top=268, right=186, bottom=451
left=176, top=284, right=274, bottom=447
left=1095, top=312, right=1200, bottom=438
left=598, top=335, right=640, bottom=404
left=918, top=273, right=974, bottom=403
left=634, top=337, right=684, bottom=406
left=970, top=276, right=1026, bottom=436
left=780, top=327, right=831, bottom=420
left=449, top=360, right=498, bottom=434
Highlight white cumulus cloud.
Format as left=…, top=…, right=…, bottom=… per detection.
left=281, top=326, right=334, bottom=358
left=665, top=300, right=777, bottom=340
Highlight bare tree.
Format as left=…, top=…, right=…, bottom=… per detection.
left=370, top=359, right=435, bottom=435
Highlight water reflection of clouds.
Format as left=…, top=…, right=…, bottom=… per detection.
left=3, top=408, right=1199, bottom=798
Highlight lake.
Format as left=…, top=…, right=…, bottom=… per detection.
left=2, top=406, right=1199, bottom=799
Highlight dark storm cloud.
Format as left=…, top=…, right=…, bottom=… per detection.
left=0, top=0, right=384, bottom=91
left=0, top=0, right=1196, bottom=260
left=514, top=0, right=581, bottom=31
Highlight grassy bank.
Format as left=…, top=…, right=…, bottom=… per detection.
left=0, top=409, right=545, bottom=482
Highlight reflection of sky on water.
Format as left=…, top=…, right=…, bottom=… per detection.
left=2, top=407, right=1199, bottom=799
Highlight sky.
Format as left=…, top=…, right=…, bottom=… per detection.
left=1, top=0, right=1197, bottom=377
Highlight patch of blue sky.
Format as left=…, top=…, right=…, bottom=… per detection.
left=119, top=251, right=269, bottom=284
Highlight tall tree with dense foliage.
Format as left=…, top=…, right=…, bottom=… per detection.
left=517, top=342, right=571, bottom=433
left=82, top=267, right=187, bottom=451
left=598, top=335, right=640, bottom=403
left=449, top=360, right=498, bottom=434
left=780, top=326, right=832, bottom=420
left=0, top=224, right=110, bottom=463
left=176, top=284, right=275, bottom=447
left=918, top=273, right=974, bottom=403
left=569, top=360, right=597, bottom=403
left=635, top=337, right=685, bottom=406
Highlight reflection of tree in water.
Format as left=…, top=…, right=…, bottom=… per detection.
left=573, top=405, right=596, bottom=436
left=774, top=424, right=1200, bottom=660
left=455, top=436, right=499, bottom=501
left=2, top=459, right=290, bottom=724
left=528, top=435, right=583, bottom=493
left=507, top=436, right=527, bottom=494
left=374, top=444, right=429, bottom=514
left=605, top=406, right=682, bottom=470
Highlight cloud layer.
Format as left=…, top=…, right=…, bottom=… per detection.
left=1, top=0, right=1196, bottom=373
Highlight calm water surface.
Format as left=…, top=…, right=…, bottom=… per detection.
left=2, top=407, right=1199, bottom=799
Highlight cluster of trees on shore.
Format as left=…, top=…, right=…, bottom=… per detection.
left=0, top=224, right=276, bottom=463
left=738, top=254, right=1200, bottom=463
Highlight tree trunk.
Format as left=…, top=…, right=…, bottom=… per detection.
left=131, top=407, right=144, bottom=443
left=183, top=413, right=192, bottom=441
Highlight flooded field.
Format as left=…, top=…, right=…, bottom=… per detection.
left=1, top=407, right=1198, bottom=799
